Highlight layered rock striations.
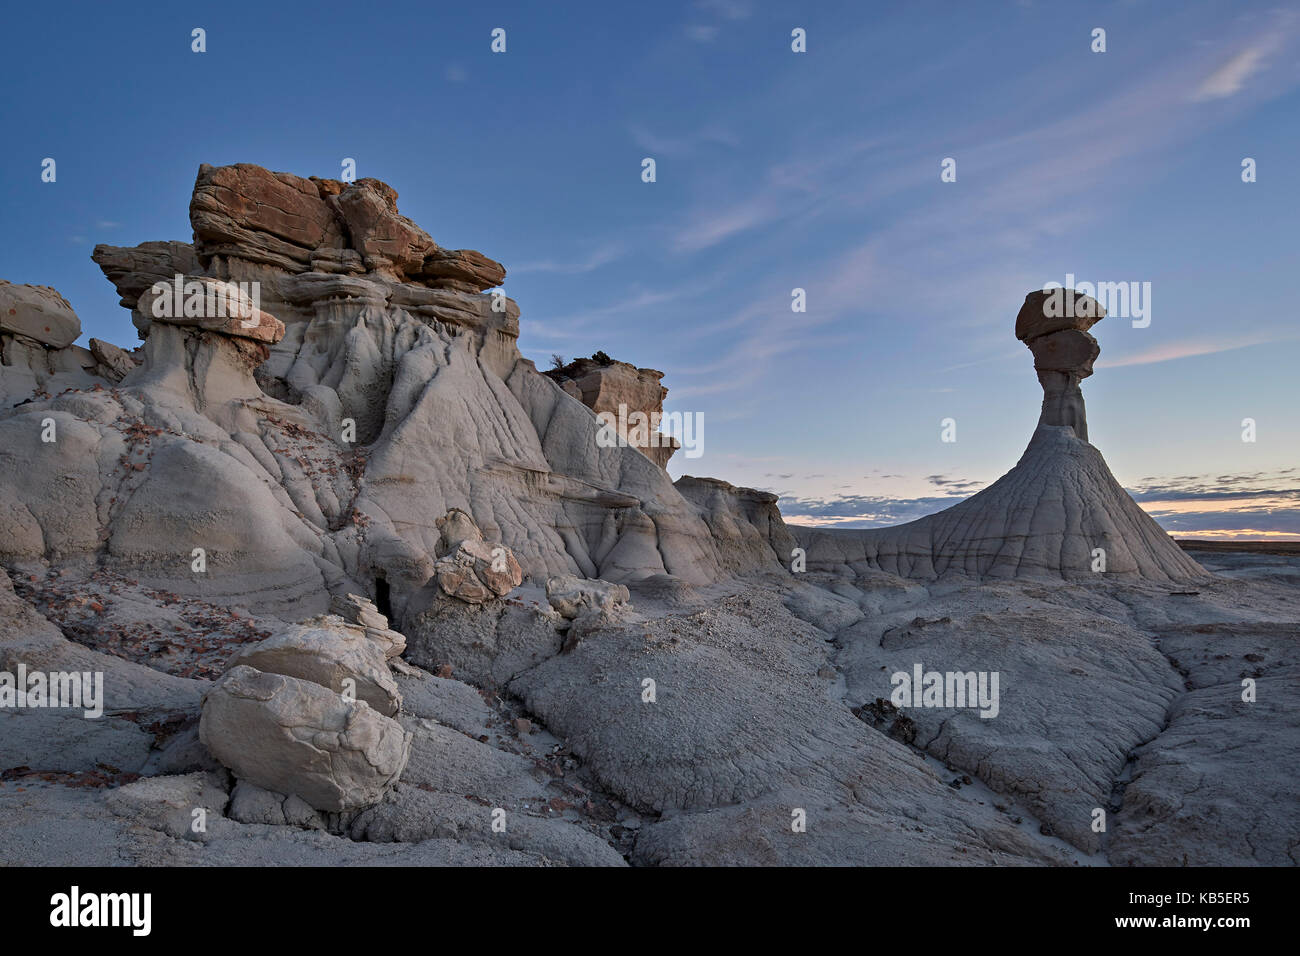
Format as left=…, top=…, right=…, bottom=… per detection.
left=793, top=290, right=1208, bottom=584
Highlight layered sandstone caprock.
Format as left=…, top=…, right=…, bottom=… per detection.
left=136, top=275, right=285, bottom=343
left=92, top=241, right=202, bottom=310
left=546, top=354, right=681, bottom=468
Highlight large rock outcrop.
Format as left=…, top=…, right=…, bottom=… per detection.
left=0, top=163, right=790, bottom=624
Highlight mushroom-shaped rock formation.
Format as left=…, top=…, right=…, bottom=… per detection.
left=129, top=276, right=286, bottom=414
left=1017, top=288, right=1104, bottom=443
left=792, top=290, right=1207, bottom=584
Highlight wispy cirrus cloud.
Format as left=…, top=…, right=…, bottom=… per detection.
left=684, top=0, right=751, bottom=42
left=665, top=11, right=1300, bottom=406
left=629, top=123, right=739, bottom=158
left=1191, top=20, right=1291, bottom=102
left=1194, top=46, right=1270, bottom=100
left=513, top=242, right=625, bottom=275
left=1101, top=331, right=1300, bottom=368
left=673, top=194, right=786, bottom=252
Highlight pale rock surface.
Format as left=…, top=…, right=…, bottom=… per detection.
left=228, top=779, right=329, bottom=829
left=544, top=574, right=630, bottom=620
left=199, top=665, right=410, bottom=811
left=674, top=476, right=794, bottom=573
left=393, top=671, right=495, bottom=737
left=509, top=586, right=1063, bottom=864
left=349, top=785, right=626, bottom=866
left=0, top=777, right=564, bottom=865
left=1, top=712, right=154, bottom=775
left=0, top=280, right=81, bottom=348
left=402, top=593, right=563, bottom=688
left=227, top=621, right=401, bottom=716
left=828, top=583, right=1184, bottom=853
left=328, top=592, right=406, bottom=659
left=140, top=724, right=223, bottom=776
left=103, top=771, right=230, bottom=841
left=0, top=568, right=205, bottom=717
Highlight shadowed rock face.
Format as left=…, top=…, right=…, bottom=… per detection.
left=793, top=289, right=1207, bottom=584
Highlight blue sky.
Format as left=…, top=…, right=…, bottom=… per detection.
left=2, top=0, right=1297, bottom=537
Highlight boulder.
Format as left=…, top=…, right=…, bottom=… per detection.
left=1014, top=288, right=1104, bottom=343
left=227, top=622, right=401, bottom=716
left=432, top=509, right=523, bottom=603
left=199, top=665, right=410, bottom=812
left=545, top=574, right=630, bottom=620
left=88, top=337, right=137, bottom=382
left=0, top=280, right=80, bottom=348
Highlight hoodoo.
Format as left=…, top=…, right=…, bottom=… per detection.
left=0, top=163, right=787, bottom=625
left=794, top=290, right=1208, bottom=584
